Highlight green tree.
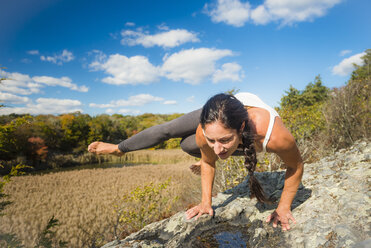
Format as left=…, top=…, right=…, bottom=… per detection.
left=0, top=116, right=32, bottom=160
left=279, top=85, right=300, bottom=109
left=119, top=115, right=140, bottom=138
left=87, top=114, right=127, bottom=145
left=58, top=112, right=92, bottom=153
left=32, top=115, right=63, bottom=152
left=351, top=49, right=371, bottom=81
left=278, top=75, right=329, bottom=140
left=280, top=75, right=329, bottom=110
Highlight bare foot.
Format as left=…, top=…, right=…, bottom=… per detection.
left=189, top=161, right=201, bottom=175
left=88, top=141, right=124, bottom=156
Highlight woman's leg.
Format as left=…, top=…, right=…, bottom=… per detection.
left=180, top=134, right=202, bottom=175
left=118, top=109, right=202, bottom=153
left=180, top=134, right=201, bottom=158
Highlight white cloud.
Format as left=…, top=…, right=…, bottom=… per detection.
left=205, top=0, right=251, bottom=27
left=0, top=70, right=88, bottom=95
left=33, top=76, right=89, bottom=92
left=212, top=62, right=244, bottom=83
left=21, top=58, right=32, bottom=64
left=332, top=52, right=366, bottom=76
left=0, top=98, right=83, bottom=115
left=205, top=0, right=342, bottom=27
left=105, top=108, right=115, bottom=114
left=157, top=23, right=169, bottom=31
left=251, top=5, right=271, bottom=25
left=161, top=48, right=234, bottom=84
left=89, top=50, right=107, bottom=63
left=90, top=54, right=160, bottom=85
left=91, top=48, right=240, bottom=85
left=163, top=100, right=177, bottom=105
left=0, top=92, right=30, bottom=104
left=27, top=50, right=39, bottom=55
left=118, top=109, right=141, bottom=115
left=262, top=0, right=342, bottom=26
left=186, top=96, right=195, bottom=102
left=85, top=50, right=107, bottom=69
left=125, top=22, right=135, bottom=27
left=0, top=82, right=39, bottom=95
left=121, top=28, right=199, bottom=48
left=40, top=49, right=75, bottom=65
left=89, top=103, right=113, bottom=108
left=0, top=71, right=42, bottom=95
left=340, top=50, right=352, bottom=56
left=89, top=94, right=164, bottom=108
left=113, top=94, right=163, bottom=106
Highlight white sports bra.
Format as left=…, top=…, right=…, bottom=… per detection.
left=235, top=92, right=279, bottom=152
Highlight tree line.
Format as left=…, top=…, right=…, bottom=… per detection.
left=0, top=112, right=183, bottom=169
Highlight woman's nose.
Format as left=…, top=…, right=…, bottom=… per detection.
left=213, top=142, right=223, bottom=154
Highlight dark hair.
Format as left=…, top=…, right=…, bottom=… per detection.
left=200, top=93, right=270, bottom=203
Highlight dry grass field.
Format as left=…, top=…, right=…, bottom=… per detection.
left=1, top=150, right=201, bottom=247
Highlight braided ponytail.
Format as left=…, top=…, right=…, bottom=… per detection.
left=242, top=121, right=270, bottom=203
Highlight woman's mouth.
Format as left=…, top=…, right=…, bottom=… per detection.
left=218, top=151, right=229, bottom=159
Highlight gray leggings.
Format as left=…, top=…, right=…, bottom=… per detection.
left=118, top=109, right=203, bottom=158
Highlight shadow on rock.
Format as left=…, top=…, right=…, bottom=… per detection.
left=216, top=171, right=312, bottom=213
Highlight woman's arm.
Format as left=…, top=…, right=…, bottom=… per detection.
left=266, top=117, right=304, bottom=231
left=186, top=125, right=218, bottom=220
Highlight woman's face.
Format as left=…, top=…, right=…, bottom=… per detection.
left=203, top=121, right=242, bottom=160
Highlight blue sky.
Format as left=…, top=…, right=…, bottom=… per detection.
left=0, top=0, right=370, bottom=116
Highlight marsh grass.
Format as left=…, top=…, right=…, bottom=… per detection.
left=0, top=153, right=200, bottom=248
left=46, top=148, right=197, bottom=170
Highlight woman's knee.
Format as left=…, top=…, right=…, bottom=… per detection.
left=180, top=138, right=201, bottom=158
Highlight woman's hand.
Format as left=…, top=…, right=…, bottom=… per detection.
left=87, top=141, right=124, bottom=156
left=266, top=206, right=296, bottom=231
left=185, top=203, right=213, bottom=220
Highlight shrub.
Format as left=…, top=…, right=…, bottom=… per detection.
left=278, top=103, right=326, bottom=141
left=34, top=216, right=68, bottom=248
left=323, top=78, right=370, bottom=148
left=113, top=178, right=178, bottom=239
left=323, top=49, right=370, bottom=149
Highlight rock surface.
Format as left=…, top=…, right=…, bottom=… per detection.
left=102, top=140, right=371, bottom=248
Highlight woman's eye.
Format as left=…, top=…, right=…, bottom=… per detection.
left=220, top=138, right=232, bottom=143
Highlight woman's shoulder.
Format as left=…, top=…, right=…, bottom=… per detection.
left=267, top=117, right=296, bottom=153
left=247, top=108, right=270, bottom=141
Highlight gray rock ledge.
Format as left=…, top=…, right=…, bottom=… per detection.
left=102, top=140, right=371, bottom=248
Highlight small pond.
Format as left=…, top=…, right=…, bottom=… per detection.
left=187, top=224, right=251, bottom=248
left=185, top=220, right=285, bottom=248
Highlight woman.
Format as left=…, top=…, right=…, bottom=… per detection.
left=88, top=92, right=303, bottom=231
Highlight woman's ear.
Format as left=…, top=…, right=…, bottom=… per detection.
left=239, top=121, right=245, bottom=133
